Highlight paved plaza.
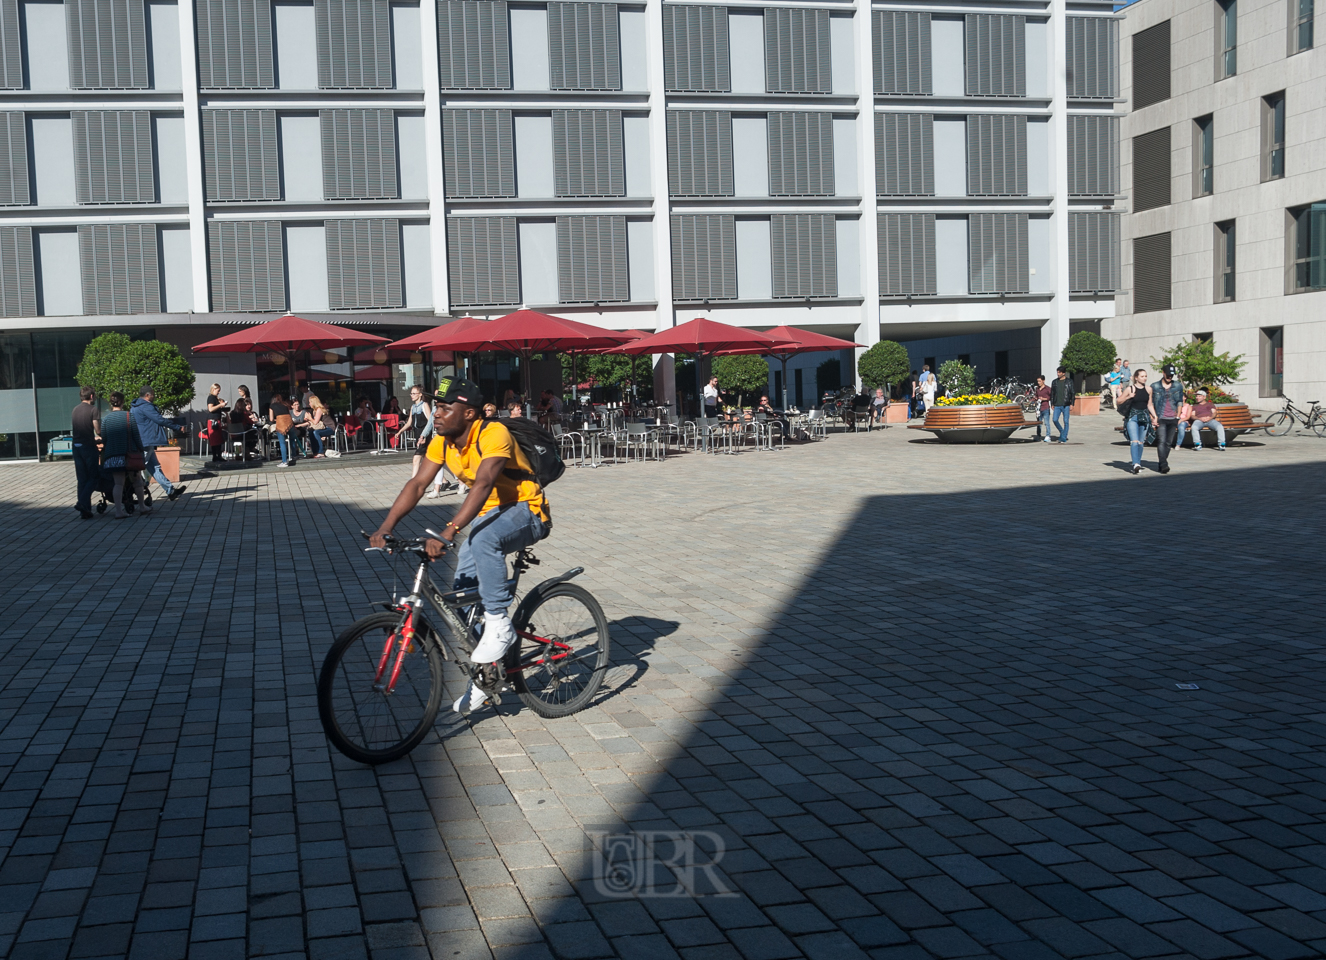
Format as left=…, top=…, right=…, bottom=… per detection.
left=2, top=416, right=1326, bottom=960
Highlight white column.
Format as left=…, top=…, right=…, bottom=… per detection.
left=177, top=0, right=209, bottom=312
left=853, top=0, right=881, bottom=388
left=1043, top=0, right=1071, bottom=373
left=645, top=0, right=677, bottom=409
left=420, top=0, right=450, bottom=316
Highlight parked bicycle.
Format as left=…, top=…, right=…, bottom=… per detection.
left=317, top=532, right=610, bottom=765
left=1264, top=397, right=1326, bottom=437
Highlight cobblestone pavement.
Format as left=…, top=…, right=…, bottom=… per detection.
left=2, top=417, right=1325, bottom=960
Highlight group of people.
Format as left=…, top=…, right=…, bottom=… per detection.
left=206, top=383, right=338, bottom=466
left=71, top=385, right=188, bottom=520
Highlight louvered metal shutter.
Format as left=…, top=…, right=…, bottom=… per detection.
left=1132, top=231, right=1170, bottom=312
left=0, top=226, right=36, bottom=316
left=549, top=2, right=621, bottom=91
left=874, top=113, right=933, bottom=197
left=670, top=214, right=736, bottom=300
left=195, top=0, right=275, bottom=89
left=767, top=112, right=834, bottom=197
left=1132, top=126, right=1170, bottom=212
left=878, top=213, right=936, bottom=296
left=0, top=0, right=22, bottom=89
left=766, top=8, right=833, bottom=95
left=67, top=0, right=150, bottom=89
left=326, top=219, right=402, bottom=309
left=446, top=217, right=520, bottom=307
left=969, top=213, right=1028, bottom=293
left=1131, top=20, right=1170, bottom=110
left=965, top=15, right=1025, bottom=97
left=1068, top=115, right=1118, bottom=197
left=202, top=109, right=281, bottom=201
left=1068, top=212, right=1119, bottom=293
left=0, top=111, right=29, bottom=205
left=967, top=114, right=1027, bottom=196
left=316, top=0, right=393, bottom=89
left=321, top=109, right=399, bottom=200
left=771, top=214, right=837, bottom=298
left=662, top=4, right=729, bottom=93
left=208, top=220, right=286, bottom=312
left=666, top=111, right=733, bottom=198
left=557, top=216, right=629, bottom=303
left=554, top=110, right=624, bottom=198
left=72, top=111, right=155, bottom=204
left=1066, top=17, right=1118, bottom=99
left=442, top=109, right=514, bottom=199
left=437, top=1, right=511, bottom=90
left=79, top=222, right=161, bottom=314
left=873, top=11, right=931, bottom=95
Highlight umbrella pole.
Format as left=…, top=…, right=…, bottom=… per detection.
left=781, top=356, right=789, bottom=412
left=696, top=352, right=707, bottom=452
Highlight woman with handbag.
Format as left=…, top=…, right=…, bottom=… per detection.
left=307, top=395, right=336, bottom=458
left=269, top=393, right=296, bottom=467
left=100, top=392, right=150, bottom=518
left=1117, top=369, right=1159, bottom=475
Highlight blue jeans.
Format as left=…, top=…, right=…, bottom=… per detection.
left=1036, top=408, right=1051, bottom=439
left=454, top=504, right=548, bottom=615
left=145, top=447, right=174, bottom=495
left=73, top=444, right=100, bottom=512
left=1178, top=418, right=1225, bottom=447
left=1052, top=406, right=1070, bottom=441
left=312, top=428, right=334, bottom=454
left=275, top=432, right=293, bottom=463
left=1125, top=417, right=1149, bottom=466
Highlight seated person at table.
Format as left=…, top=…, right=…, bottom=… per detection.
left=229, top=398, right=258, bottom=460
left=307, top=395, right=334, bottom=458
left=385, top=396, right=402, bottom=417
left=289, top=398, right=311, bottom=457
left=508, top=402, right=523, bottom=418
left=1177, top=388, right=1227, bottom=450
left=538, top=389, right=563, bottom=419
left=756, top=395, right=790, bottom=439
left=355, top=395, right=378, bottom=443
left=869, top=388, right=888, bottom=426
left=483, top=402, right=498, bottom=419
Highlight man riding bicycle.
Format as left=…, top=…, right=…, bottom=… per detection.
left=370, top=378, right=550, bottom=713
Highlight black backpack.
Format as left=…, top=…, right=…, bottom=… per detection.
left=477, top=418, right=565, bottom=487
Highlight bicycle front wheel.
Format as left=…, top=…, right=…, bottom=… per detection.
left=318, top=611, right=444, bottom=765
left=1264, top=411, right=1294, bottom=437
left=1310, top=411, right=1326, bottom=439
left=507, top=583, right=610, bottom=718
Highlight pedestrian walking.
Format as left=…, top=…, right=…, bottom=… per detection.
left=1116, top=369, right=1157, bottom=474
left=1049, top=366, right=1075, bottom=443
left=1151, top=364, right=1184, bottom=474
left=71, top=386, right=101, bottom=519
left=918, top=365, right=937, bottom=414
left=100, top=392, right=150, bottom=517
left=130, top=386, right=187, bottom=500
left=1032, top=375, right=1053, bottom=442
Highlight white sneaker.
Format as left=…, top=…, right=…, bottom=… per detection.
left=425, top=487, right=439, bottom=499
left=470, top=612, right=517, bottom=663
left=452, top=681, right=488, bottom=714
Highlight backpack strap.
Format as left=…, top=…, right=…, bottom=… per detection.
left=476, top=419, right=536, bottom=482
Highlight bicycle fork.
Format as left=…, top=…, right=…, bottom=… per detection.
left=374, top=561, right=432, bottom=695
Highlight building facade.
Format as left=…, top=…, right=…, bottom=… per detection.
left=0, top=0, right=1119, bottom=459
left=1112, top=0, right=1324, bottom=409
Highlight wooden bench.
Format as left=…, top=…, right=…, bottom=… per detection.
left=908, top=404, right=1039, bottom=443
left=1112, top=403, right=1270, bottom=444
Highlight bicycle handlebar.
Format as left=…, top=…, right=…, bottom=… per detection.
left=360, top=529, right=449, bottom=557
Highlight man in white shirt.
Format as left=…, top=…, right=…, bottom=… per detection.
left=703, top=376, right=720, bottom=419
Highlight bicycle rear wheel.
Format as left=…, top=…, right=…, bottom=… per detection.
left=1264, top=411, right=1294, bottom=437
left=1310, top=411, right=1326, bottom=438
left=507, top=583, right=610, bottom=718
left=318, top=611, right=444, bottom=765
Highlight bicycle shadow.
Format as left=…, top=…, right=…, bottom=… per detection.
left=592, top=615, right=678, bottom=705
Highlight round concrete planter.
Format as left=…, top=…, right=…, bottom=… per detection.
left=909, top=404, right=1035, bottom=443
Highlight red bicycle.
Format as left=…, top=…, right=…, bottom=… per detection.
left=317, top=534, right=610, bottom=764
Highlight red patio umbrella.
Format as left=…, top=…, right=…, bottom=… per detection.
left=193, top=314, right=389, bottom=402
left=386, top=316, right=487, bottom=352
left=724, top=325, right=865, bottom=411
left=611, top=318, right=797, bottom=418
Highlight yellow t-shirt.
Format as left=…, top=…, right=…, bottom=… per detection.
left=425, top=420, right=548, bottom=521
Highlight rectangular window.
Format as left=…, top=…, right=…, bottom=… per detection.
left=1132, top=231, right=1171, bottom=312
left=553, top=110, right=624, bottom=198
left=0, top=226, right=36, bottom=316
left=1068, top=115, right=1118, bottom=198
left=1218, top=0, right=1237, bottom=79
left=1214, top=220, right=1235, bottom=302
left=202, top=109, right=281, bottom=201
left=670, top=214, right=737, bottom=301
left=1132, top=125, right=1171, bottom=212
left=548, top=2, right=621, bottom=91
left=320, top=109, right=398, bottom=199
left=967, top=114, right=1027, bottom=197
left=0, top=111, right=28, bottom=205
left=1260, top=327, right=1283, bottom=397
left=78, top=223, right=160, bottom=314
left=326, top=219, right=402, bottom=309
left=1068, top=211, right=1120, bottom=293
left=771, top=214, right=836, bottom=298
left=315, top=0, right=393, bottom=89
left=196, top=0, right=275, bottom=89
left=436, top=0, right=511, bottom=90
left=666, top=111, right=733, bottom=198
left=873, top=11, right=932, bottom=95
left=1066, top=17, right=1119, bottom=99
left=965, top=14, right=1025, bottom=97
left=874, top=113, right=933, bottom=197
left=1262, top=93, right=1286, bottom=181
left=446, top=216, right=520, bottom=307
left=1290, top=202, right=1326, bottom=293
left=877, top=213, right=936, bottom=296
left=1193, top=115, right=1213, bottom=197
left=67, top=0, right=150, bottom=90
left=969, top=213, right=1028, bottom=294
left=208, top=220, right=285, bottom=312
left=0, top=0, right=20, bottom=88
left=72, top=111, right=155, bottom=204
left=662, top=5, right=729, bottom=92
left=556, top=215, right=629, bottom=303
left=1292, top=0, right=1314, bottom=51
left=768, top=112, right=834, bottom=197
left=1132, top=20, right=1170, bottom=108
left=442, top=109, right=515, bottom=199
left=765, top=8, right=832, bottom=95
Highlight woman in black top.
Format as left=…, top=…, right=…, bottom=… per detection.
left=229, top=398, right=258, bottom=461
left=269, top=394, right=295, bottom=467
left=206, top=383, right=228, bottom=462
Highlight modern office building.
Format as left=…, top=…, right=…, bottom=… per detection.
left=0, top=0, right=1120, bottom=459
left=1110, top=0, right=1324, bottom=409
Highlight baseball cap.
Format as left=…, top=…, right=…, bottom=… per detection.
left=1162, top=364, right=1177, bottom=377
left=429, top=377, right=484, bottom=408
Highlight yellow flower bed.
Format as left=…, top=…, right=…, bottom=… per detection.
left=935, top=394, right=1011, bottom=406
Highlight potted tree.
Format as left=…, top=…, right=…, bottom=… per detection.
left=78, top=334, right=196, bottom=483
left=713, top=354, right=773, bottom=409
left=1060, top=332, right=1116, bottom=416
left=858, top=341, right=912, bottom=422
left=1151, top=339, right=1250, bottom=442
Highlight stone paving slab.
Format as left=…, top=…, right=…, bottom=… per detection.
left=1, top=416, right=1325, bottom=960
